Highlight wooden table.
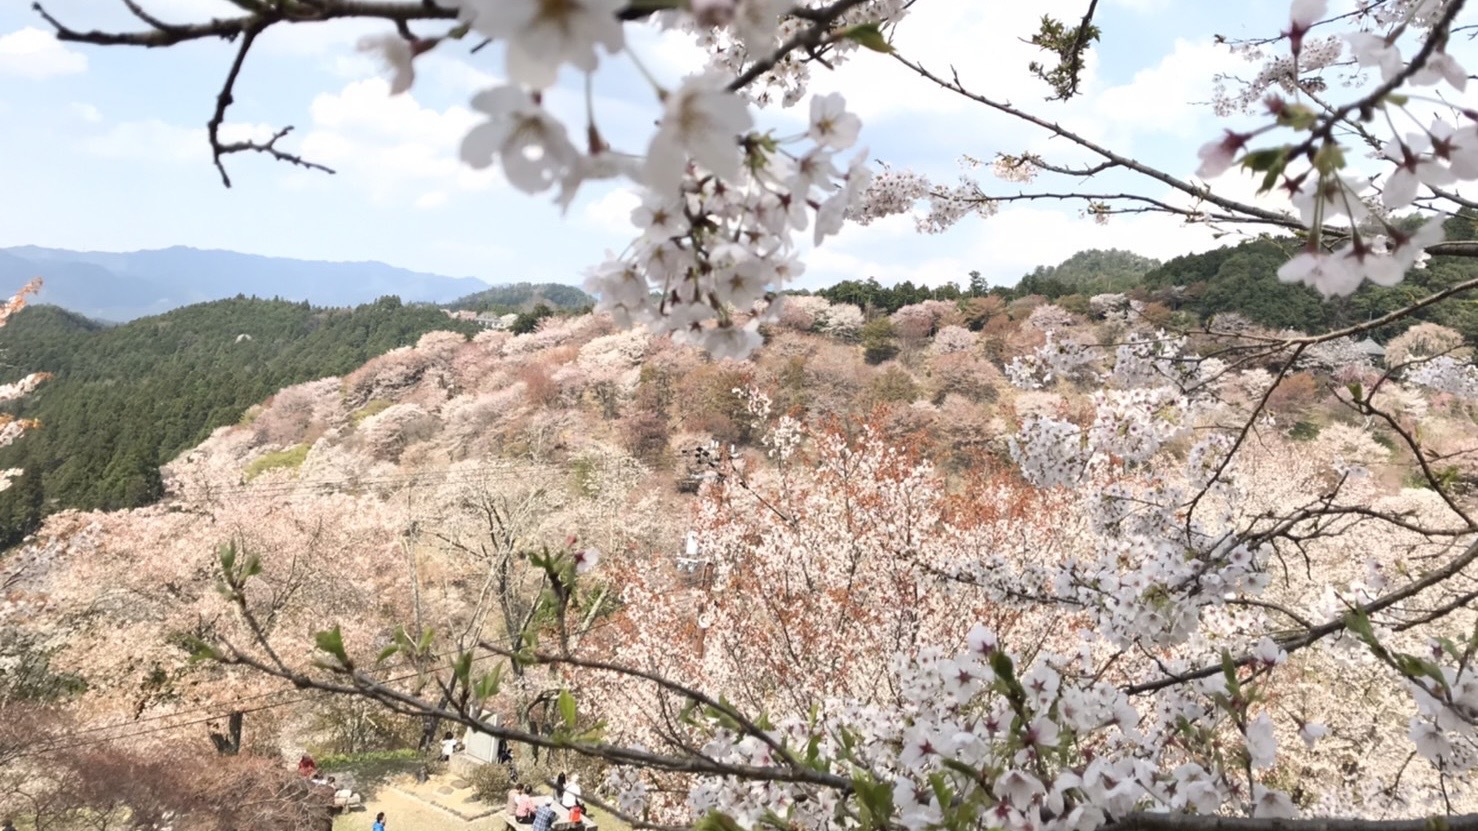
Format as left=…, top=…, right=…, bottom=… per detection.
left=503, top=812, right=598, bottom=831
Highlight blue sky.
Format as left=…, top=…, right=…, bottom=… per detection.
left=0, top=0, right=1362, bottom=291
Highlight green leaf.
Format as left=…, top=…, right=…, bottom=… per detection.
left=182, top=635, right=223, bottom=663
left=850, top=773, right=895, bottom=831
left=376, top=644, right=400, bottom=664
left=315, top=626, right=349, bottom=666
left=474, top=665, right=503, bottom=701
left=453, top=650, right=473, bottom=684
left=1312, top=142, right=1346, bottom=175
left=1220, top=648, right=1241, bottom=697
left=841, top=23, right=894, bottom=53
left=1241, top=146, right=1287, bottom=172
left=695, top=812, right=743, bottom=831
left=558, top=688, right=578, bottom=729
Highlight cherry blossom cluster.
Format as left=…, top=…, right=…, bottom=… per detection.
left=638, top=624, right=1316, bottom=831
left=662, top=0, right=912, bottom=108
left=353, top=1, right=910, bottom=358
left=1005, top=333, right=1100, bottom=390
left=1404, top=650, right=1478, bottom=771
left=1197, top=0, right=1471, bottom=298
left=1404, top=354, right=1478, bottom=399
left=582, top=93, right=870, bottom=358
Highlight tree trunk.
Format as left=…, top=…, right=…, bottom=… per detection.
left=208, top=711, right=243, bottom=755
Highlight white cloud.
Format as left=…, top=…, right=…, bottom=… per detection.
left=80, top=119, right=275, bottom=164
left=0, top=27, right=87, bottom=79
left=582, top=187, right=641, bottom=236
left=70, top=102, right=102, bottom=123
left=1082, top=38, right=1247, bottom=151
left=803, top=0, right=1102, bottom=122
left=287, top=78, right=501, bottom=205
left=414, top=191, right=449, bottom=210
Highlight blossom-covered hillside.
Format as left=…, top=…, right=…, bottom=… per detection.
left=3, top=292, right=1478, bottom=828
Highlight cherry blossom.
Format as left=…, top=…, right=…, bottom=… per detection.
left=460, top=86, right=579, bottom=194
left=643, top=73, right=754, bottom=197
left=450, top=0, right=625, bottom=89
left=357, top=33, right=418, bottom=95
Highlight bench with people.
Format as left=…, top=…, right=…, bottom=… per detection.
left=295, top=754, right=363, bottom=812
left=504, top=774, right=595, bottom=831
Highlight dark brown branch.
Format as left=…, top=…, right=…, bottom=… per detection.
left=727, top=0, right=870, bottom=93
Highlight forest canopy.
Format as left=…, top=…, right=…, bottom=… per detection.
left=0, top=295, right=478, bottom=546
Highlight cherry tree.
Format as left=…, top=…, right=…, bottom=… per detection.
left=23, top=0, right=1478, bottom=829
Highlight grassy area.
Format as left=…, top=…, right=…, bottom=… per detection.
left=319, top=749, right=425, bottom=788
left=245, top=443, right=310, bottom=480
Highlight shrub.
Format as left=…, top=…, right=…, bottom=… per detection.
left=1289, top=420, right=1321, bottom=441
left=469, top=762, right=517, bottom=804
left=861, top=318, right=899, bottom=365
left=868, top=365, right=919, bottom=405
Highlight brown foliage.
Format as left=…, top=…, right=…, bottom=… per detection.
left=960, top=296, right=1006, bottom=331
left=928, top=352, right=1003, bottom=404
left=1139, top=301, right=1173, bottom=328
left=675, top=362, right=757, bottom=446
left=1265, top=371, right=1320, bottom=415
left=519, top=361, right=561, bottom=409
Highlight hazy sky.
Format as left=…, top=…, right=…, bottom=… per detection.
left=0, top=0, right=1402, bottom=290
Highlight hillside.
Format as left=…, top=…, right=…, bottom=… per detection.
left=447, top=282, right=594, bottom=312
left=991, top=221, right=1478, bottom=341
left=1016, top=248, right=1161, bottom=296
left=0, top=246, right=493, bottom=321
left=0, top=296, right=479, bottom=545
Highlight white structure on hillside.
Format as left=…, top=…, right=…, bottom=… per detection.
left=462, top=711, right=500, bottom=764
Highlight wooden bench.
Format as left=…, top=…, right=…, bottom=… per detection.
left=502, top=812, right=598, bottom=831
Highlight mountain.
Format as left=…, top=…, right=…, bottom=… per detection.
left=1017, top=248, right=1162, bottom=296
left=0, top=296, right=480, bottom=545
left=0, top=246, right=494, bottom=322
left=448, top=282, right=594, bottom=312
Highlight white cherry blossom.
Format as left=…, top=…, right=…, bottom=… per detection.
left=357, top=33, right=417, bottom=95
left=451, top=0, right=625, bottom=88
left=460, top=86, right=579, bottom=194
left=643, top=73, right=754, bottom=196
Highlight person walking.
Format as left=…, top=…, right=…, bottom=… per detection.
left=372, top=812, right=387, bottom=831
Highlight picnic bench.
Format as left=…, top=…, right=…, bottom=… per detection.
left=503, top=796, right=597, bottom=831
left=502, top=813, right=598, bottom=831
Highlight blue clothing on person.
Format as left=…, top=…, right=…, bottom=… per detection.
left=533, top=803, right=560, bottom=831
left=373, top=823, right=385, bottom=831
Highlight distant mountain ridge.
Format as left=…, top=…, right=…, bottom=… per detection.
left=0, top=245, right=497, bottom=322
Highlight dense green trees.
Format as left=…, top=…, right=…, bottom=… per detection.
left=1016, top=248, right=1161, bottom=297
left=0, top=296, right=478, bottom=547
left=448, top=282, right=593, bottom=313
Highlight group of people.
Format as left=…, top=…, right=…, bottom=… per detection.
left=509, top=772, right=587, bottom=830
left=295, top=754, right=362, bottom=811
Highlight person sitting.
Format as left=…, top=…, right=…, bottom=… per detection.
left=532, top=801, right=559, bottom=831
left=513, top=785, right=538, bottom=824
left=297, top=754, right=318, bottom=778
